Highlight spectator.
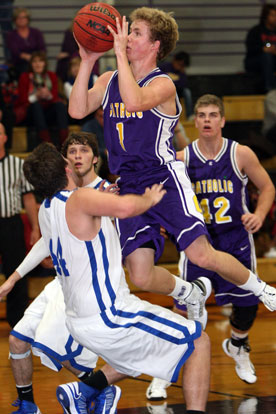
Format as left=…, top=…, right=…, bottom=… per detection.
left=6, top=7, right=46, bottom=79
left=0, top=0, right=14, bottom=62
left=263, top=88, right=276, bottom=152
left=0, top=81, right=14, bottom=148
left=159, top=51, right=193, bottom=119
left=0, top=122, right=40, bottom=327
left=63, top=56, right=97, bottom=101
left=14, top=51, right=69, bottom=148
left=56, top=22, right=99, bottom=83
left=244, top=4, right=276, bottom=92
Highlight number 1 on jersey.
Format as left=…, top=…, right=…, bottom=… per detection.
left=116, top=122, right=126, bottom=151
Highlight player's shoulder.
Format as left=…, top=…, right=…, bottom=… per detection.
left=235, top=142, right=258, bottom=170
left=99, top=70, right=115, bottom=84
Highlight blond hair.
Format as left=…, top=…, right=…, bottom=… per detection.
left=194, top=94, right=225, bottom=117
left=129, top=7, right=179, bottom=61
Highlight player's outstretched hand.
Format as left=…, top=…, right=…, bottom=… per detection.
left=0, top=271, right=21, bottom=301
left=143, top=184, right=167, bottom=207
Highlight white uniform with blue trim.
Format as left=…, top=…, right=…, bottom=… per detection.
left=37, top=188, right=201, bottom=382
left=11, top=177, right=108, bottom=372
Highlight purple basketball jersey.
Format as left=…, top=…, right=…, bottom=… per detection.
left=102, top=68, right=181, bottom=175
left=176, top=138, right=259, bottom=307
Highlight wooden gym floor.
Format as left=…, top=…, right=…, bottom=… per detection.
left=0, top=300, right=275, bottom=414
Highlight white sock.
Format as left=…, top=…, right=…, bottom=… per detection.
left=238, top=271, right=265, bottom=296
left=169, top=274, right=192, bottom=299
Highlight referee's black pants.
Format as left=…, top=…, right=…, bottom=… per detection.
left=0, top=215, right=28, bottom=327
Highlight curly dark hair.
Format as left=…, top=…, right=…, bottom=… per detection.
left=23, top=143, right=68, bottom=199
left=61, top=131, right=99, bottom=158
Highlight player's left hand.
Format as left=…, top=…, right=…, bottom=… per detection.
left=0, top=272, right=20, bottom=301
left=241, top=213, right=262, bottom=233
left=107, top=16, right=128, bottom=56
left=99, top=181, right=120, bottom=195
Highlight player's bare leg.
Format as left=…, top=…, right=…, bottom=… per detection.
left=125, top=247, right=176, bottom=294
left=101, top=364, right=128, bottom=384
left=182, top=331, right=210, bottom=412
left=9, top=334, right=41, bottom=413
left=185, top=235, right=276, bottom=311
left=9, top=335, right=33, bottom=386
left=126, top=247, right=214, bottom=321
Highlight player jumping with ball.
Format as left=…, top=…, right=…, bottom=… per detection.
left=69, top=6, right=276, bottom=321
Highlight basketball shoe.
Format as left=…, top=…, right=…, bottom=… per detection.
left=177, top=277, right=212, bottom=329
left=222, top=338, right=257, bottom=384
left=56, top=381, right=99, bottom=414
left=258, top=284, right=276, bottom=311
left=93, top=385, right=121, bottom=414
left=146, top=378, right=171, bottom=401
left=11, top=399, right=41, bottom=413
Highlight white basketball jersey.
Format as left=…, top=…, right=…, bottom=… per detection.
left=39, top=189, right=128, bottom=319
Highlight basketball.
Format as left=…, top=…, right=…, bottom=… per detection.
left=73, top=2, right=122, bottom=53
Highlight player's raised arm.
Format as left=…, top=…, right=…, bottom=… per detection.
left=68, top=47, right=110, bottom=119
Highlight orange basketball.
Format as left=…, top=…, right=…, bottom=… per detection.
left=73, top=2, right=121, bottom=52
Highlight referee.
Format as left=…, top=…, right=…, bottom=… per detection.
left=0, top=122, right=40, bottom=327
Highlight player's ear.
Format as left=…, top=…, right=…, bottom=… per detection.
left=65, top=165, right=72, bottom=175
left=151, top=40, right=160, bottom=53
left=92, top=156, right=98, bottom=165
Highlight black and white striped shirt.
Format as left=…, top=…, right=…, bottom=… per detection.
left=0, top=154, right=33, bottom=218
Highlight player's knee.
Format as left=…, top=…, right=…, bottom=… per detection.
left=128, top=270, right=152, bottom=290
left=193, top=331, right=211, bottom=359
left=9, top=334, right=30, bottom=354
left=189, top=250, right=213, bottom=270
left=230, top=304, right=258, bottom=331
left=125, top=255, right=154, bottom=290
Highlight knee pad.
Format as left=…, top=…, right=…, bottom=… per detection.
left=230, top=304, right=258, bottom=332
left=9, top=349, right=31, bottom=360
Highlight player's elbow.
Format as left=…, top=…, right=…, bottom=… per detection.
left=68, top=106, right=85, bottom=120
left=124, top=98, right=143, bottom=113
